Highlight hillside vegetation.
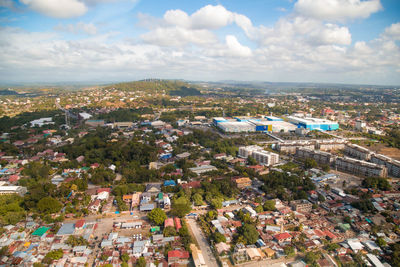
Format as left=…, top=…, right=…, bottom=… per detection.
left=107, top=80, right=202, bottom=97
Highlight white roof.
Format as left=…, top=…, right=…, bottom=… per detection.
left=347, top=239, right=364, bottom=251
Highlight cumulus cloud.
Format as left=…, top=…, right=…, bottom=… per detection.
left=141, top=27, right=216, bottom=47
left=1, top=3, right=400, bottom=84
left=294, top=0, right=382, bottom=22
left=54, top=22, right=97, bottom=35
left=21, top=0, right=88, bottom=18
left=383, top=22, right=400, bottom=40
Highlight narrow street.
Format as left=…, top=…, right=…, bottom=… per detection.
left=186, top=218, right=219, bottom=267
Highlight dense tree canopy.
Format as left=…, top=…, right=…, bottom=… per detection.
left=37, top=197, right=62, bottom=214
left=147, top=208, right=167, bottom=225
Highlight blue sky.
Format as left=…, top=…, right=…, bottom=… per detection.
left=0, top=0, right=399, bottom=85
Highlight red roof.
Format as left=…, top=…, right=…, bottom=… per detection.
left=174, top=217, right=182, bottom=231
left=314, top=229, right=325, bottom=238
left=168, top=250, right=189, bottom=259
left=181, top=181, right=201, bottom=189
left=75, top=219, right=85, bottom=228
left=323, top=230, right=337, bottom=240
left=164, top=218, right=174, bottom=228
left=8, top=175, right=20, bottom=182
left=274, top=232, right=292, bottom=241
left=97, top=188, right=111, bottom=194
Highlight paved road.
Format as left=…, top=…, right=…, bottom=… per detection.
left=186, top=218, right=218, bottom=267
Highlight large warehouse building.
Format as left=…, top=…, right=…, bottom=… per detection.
left=287, top=116, right=339, bottom=131
left=213, top=117, right=296, bottom=133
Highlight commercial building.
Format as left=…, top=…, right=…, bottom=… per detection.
left=344, top=143, right=372, bottom=161
left=0, top=186, right=27, bottom=196
left=189, top=165, right=218, bottom=175
left=288, top=116, right=339, bottom=131
left=295, top=148, right=333, bottom=165
left=217, top=121, right=256, bottom=133
left=213, top=117, right=295, bottom=133
left=239, top=145, right=279, bottom=166
left=85, top=120, right=105, bottom=127
left=371, top=154, right=400, bottom=178
left=335, top=157, right=387, bottom=177
left=265, top=116, right=283, bottom=121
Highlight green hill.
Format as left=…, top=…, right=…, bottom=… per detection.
left=107, top=80, right=202, bottom=97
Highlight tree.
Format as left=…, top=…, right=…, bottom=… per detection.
left=304, top=251, right=320, bottom=265
left=43, top=249, right=63, bottom=264
left=210, top=198, right=223, bottom=209
left=136, top=256, right=146, bottom=267
left=376, top=237, right=387, bottom=248
left=304, top=158, right=317, bottom=169
left=240, top=224, right=259, bottom=245
left=192, top=193, right=204, bottom=206
left=213, top=232, right=226, bottom=243
left=263, top=200, right=276, bottom=211
left=121, top=253, right=130, bottom=262
left=255, top=205, right=263, bottom=213
left=247, top=156, right=257, bottom=166
left=65, top=235, right=89, bottom=247
left=325, top=242, right=340, bottom=251
left=37, top=197, right=62, bottom=214
left=163, top=226, right=177, bottom=237
left=171, top=196, right=191, bottom=217
left=284, top=246, right=295, bottom=257
left=147, top=208, right=166, bottom=225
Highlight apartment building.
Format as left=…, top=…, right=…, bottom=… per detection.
left=315, top=139, right=346, bottom=151
left=335, top=157, right=387, bottom=177
left=239, top=145, right=279, bottom=166
left=276, top=141, right=315, bottom=154
left=295, top=147, right=334, bottom=165
left=344, top=143, right=372, bottom=161
left=291, top=199, right=313, bottom=213
left=371, top=154, right=400, bottom=178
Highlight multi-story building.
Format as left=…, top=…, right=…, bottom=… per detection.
left=239, top=145, right=279, bottom=166
left=295, top=147, right=334, bottom=165
left=335, top=157, right=387, bottom=177
left=276, top=141, right=315, bottom=154
left=371, top=154, right=400, bottom=178
left=291, top=199, right=313, bottom=213
left=316, top=139, right=346, bottom=151
left=344, top=143, right=372, bottom=161
left=234, top=177, right=252, bottom=189
left=355, top=120, right=366, bottom=132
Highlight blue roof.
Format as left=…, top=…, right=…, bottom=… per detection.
left=57, top=223, right=75, bottom=235
left=164, top=180, right=176, bottom=186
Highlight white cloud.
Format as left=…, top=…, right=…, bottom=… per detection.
left=294, top=0, right=382, bottom=22
left=190, top=5, right=234, bottom=29
left=1, top=3, right=400, bottom=85
left=141, top=27, right=216, bottom=47
left=54, top=22, right=97, bottom=35
left=20, top=0, right=88, bottom=18
left=225, top=35, right=252, bottom=57
left=383, top=22, right=400, bottom=40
